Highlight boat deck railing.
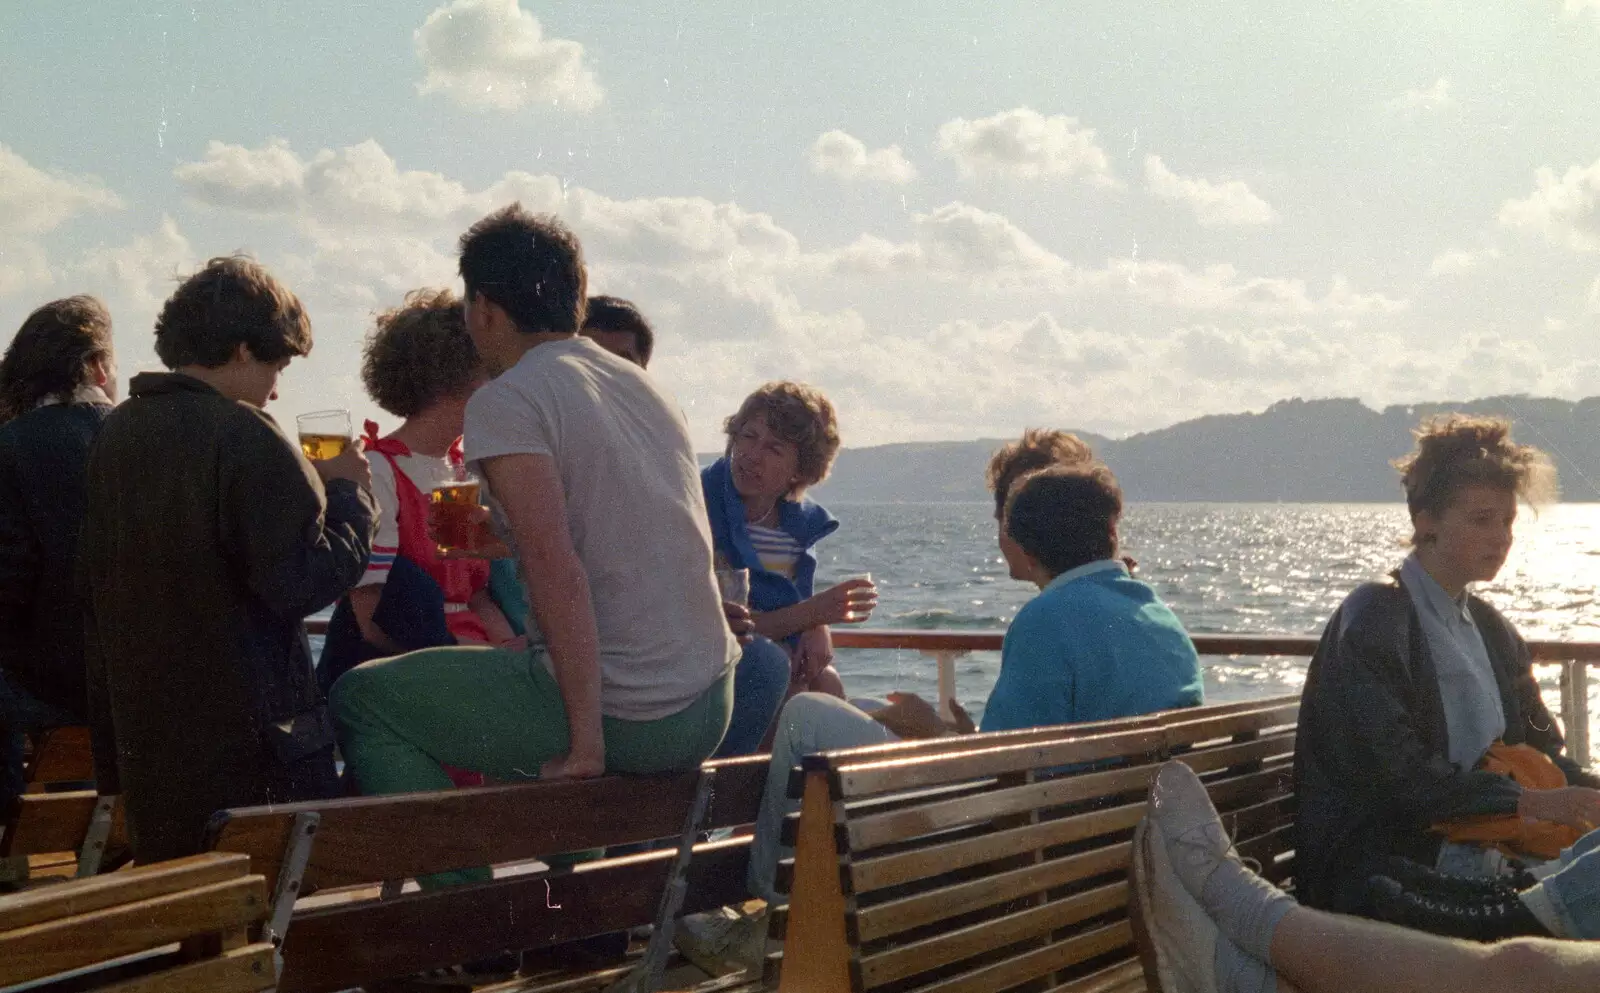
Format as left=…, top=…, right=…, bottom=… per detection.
left=304, top=621, right=1596, bottom=768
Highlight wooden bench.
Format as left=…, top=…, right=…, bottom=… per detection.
left=203, top=755, right=774, bottom=993
left=769, top=695, right=1299, bottom=993
left=0, top=851, right=276, bottom=992
left=2, top=727, right=124, bottom=887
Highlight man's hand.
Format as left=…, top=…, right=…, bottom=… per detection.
left=724, top=601, right=756, bottom=645
left=794, top=625, right=834, bottom=685
left=1520, top=785, right=1600, bottom=832
left=540, top=750, right=605, bottom=780
left=808, top=578, right=878, bottom=626
left=315, top=437, right=373, bottom=491
left=947, top=698, right=977, bottom=735
left=870, top=693, right=958, bottom=740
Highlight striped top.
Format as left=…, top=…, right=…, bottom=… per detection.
left=746, top=523, right=802, bottom=579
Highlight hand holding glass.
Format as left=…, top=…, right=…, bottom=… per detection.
left=297, top=409, right=352, bottom=461
left=430, top=474, right=483, bottom=555
left=716, top=568, right=751, bottom=606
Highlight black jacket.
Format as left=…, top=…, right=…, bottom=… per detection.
left=0, top=401, right=112, bottom=716
left=82, top=373, right=375, bottom=861
left=1293, top=578, right=1597, bottom=913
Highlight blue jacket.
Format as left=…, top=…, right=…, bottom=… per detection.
left=701, top=457, right=839, bottom=616
left=981, top=560, right=1203, bottom=733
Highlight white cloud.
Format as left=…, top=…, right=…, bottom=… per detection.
left=1081, top=260, right=1408, bottom=317
left=821, top=202, right=1070, bottom=286
left=1143, top=155, right=1276, bottom=227
left=1565, top=0, right=1600, bottom=20
left=935, top=108, right=1116, bottom=185
left=1427, top=245, right=1500, bottom=277
left=806, top=130, right=918, bottom=185
left=414, top=0, right=602, bottom=112
left=75, top=217, right=196, bottom=314
left=0, top=144, right=121, bottom=237
left=1385, top=78, right=1453, bottom=113
left=1498, top=158, right=1600, bottom=251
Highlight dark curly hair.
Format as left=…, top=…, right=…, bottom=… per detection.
left=0, top=295, right=114, bottom=424
left=724, top=381, right=841, bottom=495
left=361, top=289, right=482, bottom=418
left=154, top=255, right=311, bottom=369
left=458, top=204, right=587, bottom=335
left=1004, top=462, right=1123, bottom=576
left=1394, top=414, right=1557, bottom=543
left=985, top=428, right=1096, bottom=519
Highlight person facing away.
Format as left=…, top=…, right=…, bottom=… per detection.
left=679, top=439, right=1203, bottom=973
left=1294, top=413, right=1600, bottom=920
left=318, top=288, right=515, bottom=694
left=0, top=296, right=117, bottom=809
left=701, top=382, right=877, bottom=753
left=80, top=256, right=376, bottom=862
left=330, top=204, right=738, bottom=830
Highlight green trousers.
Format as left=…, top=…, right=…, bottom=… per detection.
left=330, top=644, right=732, bottom=886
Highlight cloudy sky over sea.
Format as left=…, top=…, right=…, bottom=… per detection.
left=4, top=1, right=1600, bottom=448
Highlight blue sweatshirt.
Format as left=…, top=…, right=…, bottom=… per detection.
left=980, top=560, right=1204, bottom=732
left=701, top=457, right=839, bottom=615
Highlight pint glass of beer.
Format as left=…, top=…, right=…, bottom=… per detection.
left=431, top=472, right=482, bottom=554
left=297, top=410, right=352, bottom=461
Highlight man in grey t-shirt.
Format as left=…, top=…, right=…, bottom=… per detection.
left=331, top=205, right=737, bottom=809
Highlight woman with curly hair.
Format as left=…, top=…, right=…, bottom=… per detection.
left=1293, top=414, right=1600, bottom=940
left=319, top=289, right=515, bottom=696
left=700, top=382, right=876, bottom=754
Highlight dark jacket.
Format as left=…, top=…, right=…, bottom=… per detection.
left=318, top=555, right=455, bottom=695
left=0, top=401, right=112, bottom=716
left=1293, top=578, right=1598, bottom=913
left=701, top=457, right=839, bottom=619
left=81, top=373, right=375, bottom=861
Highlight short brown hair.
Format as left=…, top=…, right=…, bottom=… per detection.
left=1394, top=414, right=1557, bottom=540
left=724, top=382, right=841, bottom=494
left=1005, top=463, right=1123, bottom=576
left=985, top=428, right=1096, bottom=518
left=0, top=295, right=114, bottom=424
left=458, top=204, right=587, bottom=335
left=361, top=289, right=481, bottom=418
left=154, top=255, right=311, bottom=369
left=584, top=295, right=654, bottom=367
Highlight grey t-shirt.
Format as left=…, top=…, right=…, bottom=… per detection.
left=464, top=336, right=738, bottom=721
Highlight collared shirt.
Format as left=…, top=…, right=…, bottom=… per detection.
left=980, top=558, right=1203, bottom=732
left=1399, top=553, right=1505, bottom=770
left=35, top=385, right=113, bottom=409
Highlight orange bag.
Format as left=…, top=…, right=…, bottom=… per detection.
left=1432, top=742, right=1582, bottom=860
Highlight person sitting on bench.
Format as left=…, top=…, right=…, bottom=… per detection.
left=0, top=297, right=117, bottom=811
left=678, top=448, right=1204, bottom=973
left=1294, top=414, right=1600, bottom=930
left=330, top=206, right=739, bottom=880
left=1139, top=759, right=1600, bottom=993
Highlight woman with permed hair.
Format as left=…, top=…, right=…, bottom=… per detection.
left=699, top=382, right=877, bottom=754
left=1292, top=414, right=1600, bottom=942
left=318, top=289, right=515, bottom=698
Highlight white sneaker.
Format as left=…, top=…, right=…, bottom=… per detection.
left=1134, top=813, right=1219, bottom=993
left=1149, top=760, right=1239, bottom=900
left=673, top=903, right=769, bottom=977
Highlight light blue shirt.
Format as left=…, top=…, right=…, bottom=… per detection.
left=1399, top=554, right=1505, bottom=770
left=980, top=559, right=1204, bottom=732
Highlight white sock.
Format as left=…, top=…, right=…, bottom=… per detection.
left=1518, top=883, right=1571, bottom=938
left=1198, top=857, right=1297, bottom=963
left=1216, top=932, right=1279, bottom=993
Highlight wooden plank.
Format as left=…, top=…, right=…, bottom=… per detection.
left=910, top=921, right=1134, bottom=993
left=93, top=942, right=277, bottom=993
left=1236, top=824, right=1295, bottom=869
left=1169, top=734, right=1296, bottom=777
left=850, top=800, right=1146, bottom=894
left=0, top=875, right=267, bottom=986
left=0, top=852, right=249, bottom=931
left=809, top=715, right=1165, bottom=770
left=1160, top=705, right=1299, bottom=746
left=847, top=763, right=1155, bottom=853
left=855, top=841, right=1130, bottom=943
left=276, top=839, right=751, bottom=993
left=858, top=882, right=1127, bottom=989
left=209, top=761, right=766, bottom=892
left=3, top=790, right=94, bottom=856
left=25, top=726, right=96, bottom=787
left=1203, top=762, right=1293, bottom=810
left=1054, top=959, right=1149, bottom=993
left=1220, top=795, right=1296, bottom=844
left=774, top=772, right=852, bottom=993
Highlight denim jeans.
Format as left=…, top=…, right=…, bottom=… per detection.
left=1529, top=826, right=1600, bottom=937
left=746, top=693, right=897, bottom=903
left=712, top=637, right=792, bottom=759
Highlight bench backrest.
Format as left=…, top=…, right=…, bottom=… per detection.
left=0, top=852, right=275, bottom=992
left=205, top=755, right=769, bottom=993
left=774, top=696, right=1299, bottom=993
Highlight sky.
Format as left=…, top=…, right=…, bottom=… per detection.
left=3, top=0, right=1600, bottom=449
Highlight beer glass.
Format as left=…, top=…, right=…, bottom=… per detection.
left=431, top=469, right=483, bottom=554
left=297, top=410, right=352, bottom=461
left=715, top=568, right=750, bottom=606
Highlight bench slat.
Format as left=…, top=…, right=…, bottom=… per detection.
left=0, top=852, right=249, bottom=932
left=25, top=726, right=96, bottom=788
left=3, top=790, right=126, bottom=857
left=909, top=920, right=1134, bottom=993
left=276, top=840, right=752, bottom=993
left=0, top=875, right=267, bottom=987
left=858, top=882, right=1128, bottom=989
left=209, top=757, right=767, bottom=891
left=849, top=799, right=1146, bottom=895
left=855, top=840, right=1131, bottom=943
left=1054, top=957, right=1149, bottom=993
left=92, top=942, right=277, bottom=993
